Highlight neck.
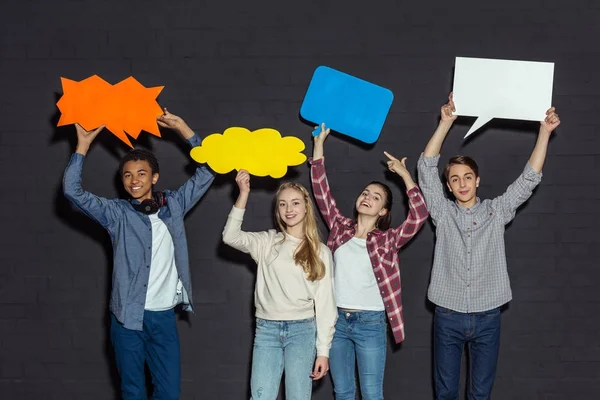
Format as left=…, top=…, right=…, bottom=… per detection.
left=356, top=214, right=378, bottom=237
left=285, top=224, right=305, bottom=239
left=457, top=196, right=477, bottom=208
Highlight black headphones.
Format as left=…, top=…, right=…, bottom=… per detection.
left=131, top=192, right=166, bottom=214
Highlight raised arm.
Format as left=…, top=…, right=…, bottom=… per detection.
left=310, top=123, right=344, bottom=229
left=157, top=109, right=215, bottom=214
left=222, top=170, right=269, bottom=258
left=63, top=124, right=120, bottom=228
left=417, top=95, right=457, bottom=224
left=492, top=107, right=560, bottom=224
left=423, top=93, right=456, bottom=157
left=383, top=152, right=429, bottom=247
left=529, top=107, right=560, bottom=173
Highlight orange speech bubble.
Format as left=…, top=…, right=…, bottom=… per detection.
left=56, top=75, right=164, bottom=147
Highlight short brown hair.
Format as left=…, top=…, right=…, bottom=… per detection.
left=444, top=156, right=479, bottom=181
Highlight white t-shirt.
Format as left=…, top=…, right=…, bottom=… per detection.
left=145, top=212, right=181, bottom=311
left=334, top=237, right=385, bottom=311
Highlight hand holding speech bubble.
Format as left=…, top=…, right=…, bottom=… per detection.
left=452, top=57, right=554, bottom=138
left=300, top=66, right=394, bottom=144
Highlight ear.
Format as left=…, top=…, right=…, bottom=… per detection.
left=152, top=173, right=159, bottom=185
left=476, top=176, right=480, bottom=188
left=446, top=182, right=453, bottom=192
left=379, top=208, right=388, bottom=217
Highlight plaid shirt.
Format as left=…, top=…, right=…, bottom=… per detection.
left=310, top=157, right=429, bottom=343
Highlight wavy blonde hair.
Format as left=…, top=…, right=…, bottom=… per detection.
left=274, top=182, right=326, bottom=281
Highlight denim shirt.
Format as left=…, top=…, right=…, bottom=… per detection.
left=63, top=134, right=215, bottom=331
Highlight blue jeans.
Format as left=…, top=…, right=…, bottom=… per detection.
left=329, top=310, right=387, bottom=400
left=433, top=306, right=501, bottom=400
left=250, top=317, right=317, bottom=400
left=110, top=310, right=180, bottom=400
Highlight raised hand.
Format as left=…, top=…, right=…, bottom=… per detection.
left=157, top=108, right=194, bottom=139
left=156, top=108, right=184, bottom=130
left=384, top=151, right=409, bottom=177
left=312, top=123, right=330, bottom=160
left=384, top=151, right=416, bottom=190
left=235, top=169, right=251, bottom=195
left=441, top=92, right=457, bottom=122
left=313, top=123, right=330, bottom=145
left=75, top=123, right=105, bottom=155
left=540, top=107, right=560, bottom=135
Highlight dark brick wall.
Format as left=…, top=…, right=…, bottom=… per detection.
left=1, top=0, right=599, bottom=398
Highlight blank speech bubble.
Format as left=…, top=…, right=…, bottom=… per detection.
left=300, top=66, right=394, bottom=144
left=452, top=57, right=554, bottom=138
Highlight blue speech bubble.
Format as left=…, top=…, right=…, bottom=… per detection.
left=300, top=66, right=394, bottom=144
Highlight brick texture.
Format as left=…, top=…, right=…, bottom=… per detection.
left=1, top=0, right=599, bottom=398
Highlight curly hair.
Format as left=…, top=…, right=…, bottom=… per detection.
left=119, top=148, right=160, bottom=176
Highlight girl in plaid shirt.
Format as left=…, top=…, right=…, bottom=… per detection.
left=309, top=124, right=429, bottom=399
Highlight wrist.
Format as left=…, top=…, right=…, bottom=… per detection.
left=75, top=144, right=90, bottom=155
left=538, top=128, right=552, bottom=138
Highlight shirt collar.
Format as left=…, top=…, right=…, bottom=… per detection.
left=455, top=197, right=481, bottom=213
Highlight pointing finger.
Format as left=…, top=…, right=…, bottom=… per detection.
left=384, top=151, right=398, bottom=161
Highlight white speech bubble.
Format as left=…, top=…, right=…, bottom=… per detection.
left=452, top=57, right=554, bottom=138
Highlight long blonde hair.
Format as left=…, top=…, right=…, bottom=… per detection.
left=274, top=182, right=326, bottom=281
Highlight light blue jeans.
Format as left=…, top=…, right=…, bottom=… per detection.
left=250, top=317, right=317, bottom=400
left=329, top=310, right=387, bottom=400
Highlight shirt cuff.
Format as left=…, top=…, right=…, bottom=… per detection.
left=71, top=152, right=85, bottom=162
left=419, top=152, right=440, bottom=167
left=308, top=157, right=324, bottom=166
left=316, top=346, right=330, bottom=358
left=187, top=133, right=201, bottom=147
left=523, top=162, right=543, bottom=182
left=406, top=185, right=421, bottom=197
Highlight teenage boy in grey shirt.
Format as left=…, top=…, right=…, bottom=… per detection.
left=417, top=93, right=560, bottom=400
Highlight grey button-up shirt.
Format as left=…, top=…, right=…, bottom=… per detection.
left=63, top=134, right=215, bottom=330
left=417, top=153, right=542, bottom=313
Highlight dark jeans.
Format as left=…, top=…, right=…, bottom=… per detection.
left=110, top=309, right=180, bottom=400
left=434, top=306, right=501, bottom=400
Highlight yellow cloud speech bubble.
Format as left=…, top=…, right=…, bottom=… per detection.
left=190, top=127, right=307, bottom=178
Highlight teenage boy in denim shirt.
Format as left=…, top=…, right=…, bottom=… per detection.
left=63, top=110, right=215, bottom=399
left=417, top=94, right=560, bottom=400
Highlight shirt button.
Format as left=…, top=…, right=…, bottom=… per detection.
left=346, top=313, right=350, bottom=317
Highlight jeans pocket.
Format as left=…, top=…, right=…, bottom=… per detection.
left=482, top=308, right=500, bottom=318
left=359, top=312, right=387, bottom=325
left=435, top=306, right=456, bottom=316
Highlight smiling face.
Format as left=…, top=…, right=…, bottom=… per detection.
left=121, top=160, right=159, bottom=201
left=277, top=187, right=307, bottom=232
left=446, top=164, right=480, bottom=208
left=355, top=183, right=388, bottom=219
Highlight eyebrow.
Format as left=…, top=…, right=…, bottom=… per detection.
left=123, top=168, right=148, bottom=175
left=364, top=189, right=382, bottom=197
left=280, top=198, right=302, bottom=202
left=449, top=172, right=474, bottom=179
